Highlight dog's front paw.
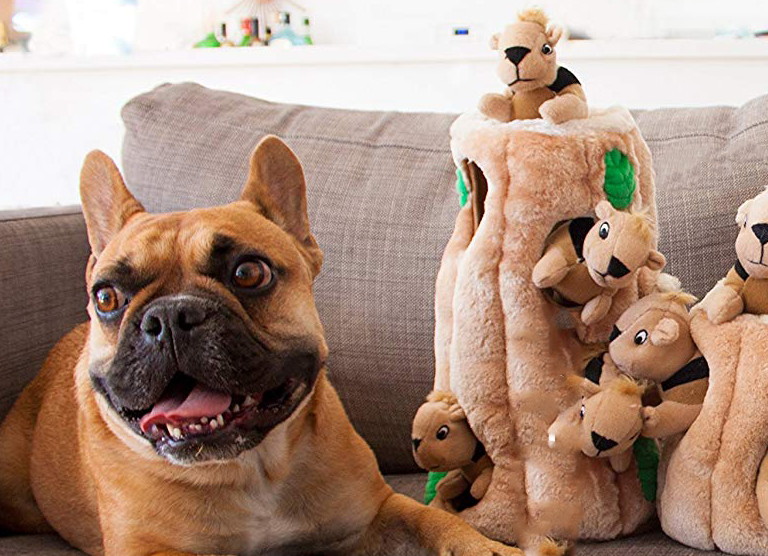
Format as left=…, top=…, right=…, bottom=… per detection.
left=438, top=535, right=522, bottom=556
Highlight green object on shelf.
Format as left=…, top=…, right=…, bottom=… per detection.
left=194, top=33, right=221, bottom=48
left=239, top=35, right=253, bottom=47
left=424, top=471, right=448, bottom=504
left=603, top=149, right=636, bottom=209
left=456, top=167, right=469, bottom=208
left=633, top=436, right=659, bottom=502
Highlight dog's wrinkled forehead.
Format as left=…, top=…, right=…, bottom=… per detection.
left=92, top=204, right=302, bottom=288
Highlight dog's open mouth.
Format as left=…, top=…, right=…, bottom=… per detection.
left=116, top=373, right=309, bottom=448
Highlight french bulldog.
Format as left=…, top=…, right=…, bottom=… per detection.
left=0, top=136, right=520, bottom=556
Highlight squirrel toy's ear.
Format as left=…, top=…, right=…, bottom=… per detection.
left=489, top=32, right=500, bottom=50
left=447, top=404, right=466, bottom=422
left=567, top=374, right=601, bottom=397
left=595, top=200, right=615, bottom=220
left=650, top=317, right=680, bottom=346
left=547, top=24, right=564, bottom=46
left=646, top=250, right=667, bottom=271
left=736, top=198, right=753, bottom=226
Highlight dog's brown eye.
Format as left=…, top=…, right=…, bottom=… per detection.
left=542, top=44, right=553, bottom=55
left=94, top=286, right=126, bottom=313
left=436, top=425, right=450, bottom=440
left=233, top=259, right=272, bottom=289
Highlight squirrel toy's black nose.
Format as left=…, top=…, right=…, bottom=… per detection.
left=752, top=223, right=768, bottom=245
left=412, top=438, right=422, bottom=451
left=591, top=431, right=618, bottom=452
left=607, top=256, right=631, bottom=278
left=504, top=46, right=531, bottom=65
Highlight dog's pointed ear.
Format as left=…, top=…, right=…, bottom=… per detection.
left=241, top=135, right=322, bottom=275
left=80, top=150, right=145, bottom=258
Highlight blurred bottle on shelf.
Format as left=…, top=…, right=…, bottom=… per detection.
left=300, top=17, right=313, bottom=45
left=217, top=22, right=234, bottom=47
left=268, top=11, right=304, bottom=47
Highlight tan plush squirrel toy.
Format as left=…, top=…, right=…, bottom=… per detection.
left=411, top=392, right=492, bottom=508
left=548, top=375, right=646, bottom=473
left=532, top=201, right=665, bottom=325
left=479, top=9, right=588, bottom=124
left=702, top=187, right=768, bottom=324
left=608, top=292, right=708, bottom=438
left=580, top=201, right=667, bottom=324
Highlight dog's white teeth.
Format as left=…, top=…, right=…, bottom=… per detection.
left=200, top=417, right=209, bottom=424
left=210, top=419, right=218, bottom=430
left=243, top=395, right=255, bottom=407
left=216, top=414, right=225, bottom=426
left=232, top=404, right=240, bottom=413
left=192, top=424, right=202, bottom=432
left=169, top=426, right=182, bottom=440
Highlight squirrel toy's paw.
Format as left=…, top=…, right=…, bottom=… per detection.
left=581, top=294, right=612, bottom=325
left=479, top=93, right=514, bottom=123
left=539, top=95, right=588, bottom=125
left=532, top=252, right=571, bottom=289
left=704, top=286, right=744, bottom=324
left=641, top=406, right=660, bottom=436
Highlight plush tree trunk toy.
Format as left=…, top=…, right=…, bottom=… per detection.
left=438, top=106, right=659, bottom=548
left=702, top=187, right=768, bottom=324
left=479, top=9, right=588, bottom=124
left=411, top=392, right=493, bottom=511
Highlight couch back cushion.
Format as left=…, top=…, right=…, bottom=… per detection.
left=121, top=83, right=768, bottom=473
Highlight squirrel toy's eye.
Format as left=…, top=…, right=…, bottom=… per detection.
left=542, top=44, right=553, bottom=55
left=579, top=404, right=586, bottom=420
left=436, top=425, right=450, bottom=440
left=598, top=222, right=610, bottom=239
left=94, top=286, right=127, bottom=314
left=634, top=330, right=649, bottom=345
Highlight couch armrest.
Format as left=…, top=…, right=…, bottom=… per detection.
left=0, top=207, right=90, bottom=420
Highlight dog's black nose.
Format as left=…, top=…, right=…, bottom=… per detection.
left=606, top=256, right=631, bottom=278
left=591, top=431, right=618, bottom=452
left=504, top=46, right=531, bottom=65
left=752, top=224, right=768, bottom=245
left=140, top=297, right=208, bottom=342
left=412, top=438, right=422, bottom=451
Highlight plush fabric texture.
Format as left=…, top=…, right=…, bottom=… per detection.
left=0, top=207, right=89, bottom=422
left=660, top=312, right=768, bottom=554
left=437, top=108, right=658, bottom=546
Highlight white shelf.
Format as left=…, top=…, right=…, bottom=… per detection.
left=1, top=39, right=768, bottom=73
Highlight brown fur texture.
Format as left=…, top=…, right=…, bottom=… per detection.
left=701, top=187, right=768, bottom=324
left=439, top=108, right=657, bottom=547
left=659, top=311, right=768, bottom=554
left=411, top=392, right=493, bottom=508
left=608, top=292, right=706, bottom=439
left=479, top=9, right=587, bottom=124
left=0, top=139, right=521, bottom=556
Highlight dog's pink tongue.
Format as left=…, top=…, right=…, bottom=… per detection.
left=139, top=384, right=231, bottom=433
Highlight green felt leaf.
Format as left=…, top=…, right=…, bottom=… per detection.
left=455, top=167, right=469, bottom=208
left=633, top=436, right=660, bottom=502
left=603, top=149, right=636, bottom=210
left=424, top=471, right=448, bottom=505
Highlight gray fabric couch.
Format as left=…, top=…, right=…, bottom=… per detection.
left=2, top=82, right=767, bottom=554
